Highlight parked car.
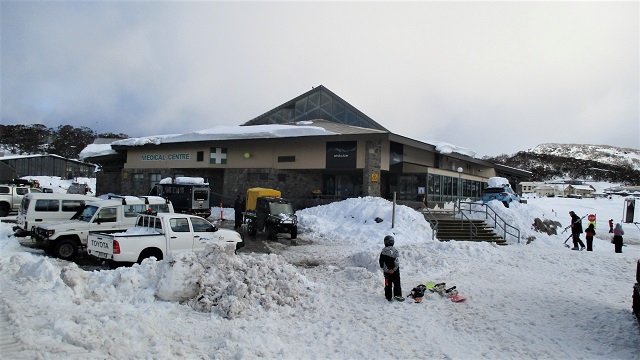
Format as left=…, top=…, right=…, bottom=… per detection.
left=14, top=192, right=99, bottom=237
left=87, top=213, right=243, bottom=268
left=33, top=196, right=174, bottom=260
left=0, top=183, right=43, bottom=216
left=480, top=184, right=521, bottom=207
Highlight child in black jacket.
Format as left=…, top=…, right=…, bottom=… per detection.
left=379, top=235, right=403, bottom=301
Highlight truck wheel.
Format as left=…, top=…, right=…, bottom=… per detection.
left=137, top=249, right=163, bottom=264
left=267, top=225, right=277, bottom=240
left=290, top=226, right=298, bottom=240
left=54, top=239, right=78, bottom=261
left=0, top=203, right=9, bottom=217
left=248, top=222, right=257, bottom=236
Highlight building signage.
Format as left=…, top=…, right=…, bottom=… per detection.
left=210, top=147, right=228, bottom=165
left=326, top=141, right=356, bottom=169
left=141, top=153, right=190, bottom=161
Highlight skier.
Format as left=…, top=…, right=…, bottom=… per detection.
left=379, top=235, right=403, bottom=302
left=612, top=223, right=624, bottom=253
left=569, top=211, right=585, bottom=251
left=585, top=223, right=596, bottom=251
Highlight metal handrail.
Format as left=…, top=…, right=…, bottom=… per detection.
left=420, top=206, right=439, bottom=240
left=458, top=201, right=521, bottom=243
left=453, top=203, right=480, bottom=239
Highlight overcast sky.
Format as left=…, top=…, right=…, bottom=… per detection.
left=2, top=1, right=638, bottom=157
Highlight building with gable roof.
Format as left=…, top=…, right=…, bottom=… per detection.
left=84, top=85, right=531, bottom=209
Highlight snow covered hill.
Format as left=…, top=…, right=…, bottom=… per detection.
left=529, top=143, right=640, bottom=171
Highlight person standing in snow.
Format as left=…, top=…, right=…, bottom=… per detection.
left=612, top=223, right=624, bottom=253
left=608, top=219, right=614, bottom=233
left=569, top=211, right=585, bottom=251
left=379, top=235, right=403, bottom=302
left=584, top=223, right=596, bottom=251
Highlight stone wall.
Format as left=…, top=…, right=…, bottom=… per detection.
left=222, top=168, right=324, bottom=209
left=363, top=139, right=382, bottom=197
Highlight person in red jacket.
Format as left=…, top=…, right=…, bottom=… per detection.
left=585, top=223, right=596, bottom=251
left=608, top=219, right=614, bottom=233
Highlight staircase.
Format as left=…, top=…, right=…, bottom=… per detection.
left=431, top=218, right=507, bottom=245
left=422, top=210, right=508, bottom=245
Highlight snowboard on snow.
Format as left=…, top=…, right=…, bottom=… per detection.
left=425, top=282, right=466, bottom=302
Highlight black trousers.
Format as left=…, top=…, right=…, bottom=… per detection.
left=572, top=234, right=585, bottom=249
left=585, top=236, right=593, bottom=251
left=613, top=236, right=623, bottom=253
left=384, top=270, right=402, bottom=300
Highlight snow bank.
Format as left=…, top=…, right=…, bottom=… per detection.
left=296, top=196, right=434, bottom=246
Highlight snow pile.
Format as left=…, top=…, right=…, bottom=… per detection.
left=487, top=176, right=510, bottom=188
left=188, top=245, right=312, bottom=319
left=296, top=196, right=434, bottom=245
left=0, top=189, right=639, bottom=359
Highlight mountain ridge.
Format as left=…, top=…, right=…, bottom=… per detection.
left=484, top=143, right=640, bottom=185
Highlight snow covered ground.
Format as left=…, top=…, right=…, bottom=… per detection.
left=0, top=181, right=639, bottom=359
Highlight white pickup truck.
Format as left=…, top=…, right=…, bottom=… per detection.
left=87, top=213, right=244, bottom=268
left=33, top=196, right=174, bottom=261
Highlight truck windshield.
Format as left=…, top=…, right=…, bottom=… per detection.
left=269, top=202, right=293, bottom=215
left=194, top=190, right=208, bottom=201
left=74, top=205, right=99, bottom=222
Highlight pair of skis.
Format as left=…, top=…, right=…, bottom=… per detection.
left=425, top=281, right=466, bottom=302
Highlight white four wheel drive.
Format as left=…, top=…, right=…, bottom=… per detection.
left=87, top=213, right=244, bottom=268
left=32, top=196, right=174, bottom=261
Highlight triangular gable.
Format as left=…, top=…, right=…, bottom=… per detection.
left=243, top=85, right=388, bottom=131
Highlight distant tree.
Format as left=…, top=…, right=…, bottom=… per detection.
left=0, top=125, right=20, bottom=153
left=97, top=132, right=129, bottom=139
left=49, top=125, right=96, bottom=159
left=20, top=124, right=51, bottom=154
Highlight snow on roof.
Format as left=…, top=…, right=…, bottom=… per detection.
left=433, top=142, right=477, bottom=158
left=79, top=144, right=117, bottom=160
left=159, top=177, right=208, bottom=185
left=571, top=185, right=595, bottom=191
left=110, top=123, right=338, bottom=147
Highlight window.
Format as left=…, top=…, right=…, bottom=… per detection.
left=124, top=204, right=148, bottom=217
left=149, top=174, right=162, bottom=189
left=133, top=173, right=144, bottom=181
left=169, top=218, right=190, bottom=232
left=197, top=151, right=204, bottom=162
left=278, top=156, right=295, bottom=162
left=61, top=200, right=85, bottom=212
left=0, top=186, right=9, bottom=194
left=150, top=204, right=171, bottom=213
left=191, top=217, right=214, bottom=232
left=96, top=207, right=117, bottom=222
left=35, top=200, right=59, bottom=212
